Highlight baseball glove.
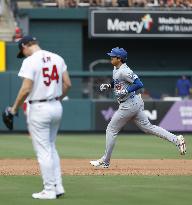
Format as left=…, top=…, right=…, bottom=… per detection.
left=2, top=107, right=14, bottom=130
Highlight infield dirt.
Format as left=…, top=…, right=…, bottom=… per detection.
left=0, top=159, right=192, bottom=176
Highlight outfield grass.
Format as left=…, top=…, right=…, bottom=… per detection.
left=0, top=176, right=191, bottom=205
left=0, top=134, right=191, bottom=159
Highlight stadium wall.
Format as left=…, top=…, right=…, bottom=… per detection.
left=7, top=8, right=192, bottom=72
left=1, top=8, right=192, bottom=132
left=5, top=8, right=192, bottom=98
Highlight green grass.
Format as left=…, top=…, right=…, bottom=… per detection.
left=0, top=176, right=191, bottom=205
left=0, top=134, right=191, bottom=159
left=0, top=134, right=191, bottom=205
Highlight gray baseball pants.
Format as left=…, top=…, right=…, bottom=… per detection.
left=101, top=95, right=178, bottom=164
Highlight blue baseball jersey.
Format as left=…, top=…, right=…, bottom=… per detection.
left=176, top=78, right=191, bottom=97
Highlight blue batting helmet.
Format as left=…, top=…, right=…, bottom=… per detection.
left=107, top=47, right=128, bottom=61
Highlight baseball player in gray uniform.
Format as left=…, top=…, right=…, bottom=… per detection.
left=90, top=47, right=186, bottom=168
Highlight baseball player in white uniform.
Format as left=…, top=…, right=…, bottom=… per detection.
left=9, top=36, right=71, bottom=199
left=90, top=47, right=186, bottom=168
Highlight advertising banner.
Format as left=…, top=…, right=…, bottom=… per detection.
left=159, top=100, right=192, bottom=131
left=89, top=9, right=192, bottom=38
left=95, top=100, right=192, bottom=132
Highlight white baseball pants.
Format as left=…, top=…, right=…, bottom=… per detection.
left=28, top=100, right=63, bottom=191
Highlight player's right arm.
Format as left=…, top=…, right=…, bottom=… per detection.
left=11, top=78, right=33, bottom=114
left=10, top=59, right=34, bottom=114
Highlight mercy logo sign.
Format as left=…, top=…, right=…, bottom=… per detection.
left=142, top=14, right=153, bottom=31
left=107, top=14, right=153, bottom=34
left=107, top=18, right=144, bottom=33
left=89, top=10, right=192, bottom=38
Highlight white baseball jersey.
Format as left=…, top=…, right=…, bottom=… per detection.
left=18, top=50, right=67, bottom=101
left=113, top=63, right=138, bottom=102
